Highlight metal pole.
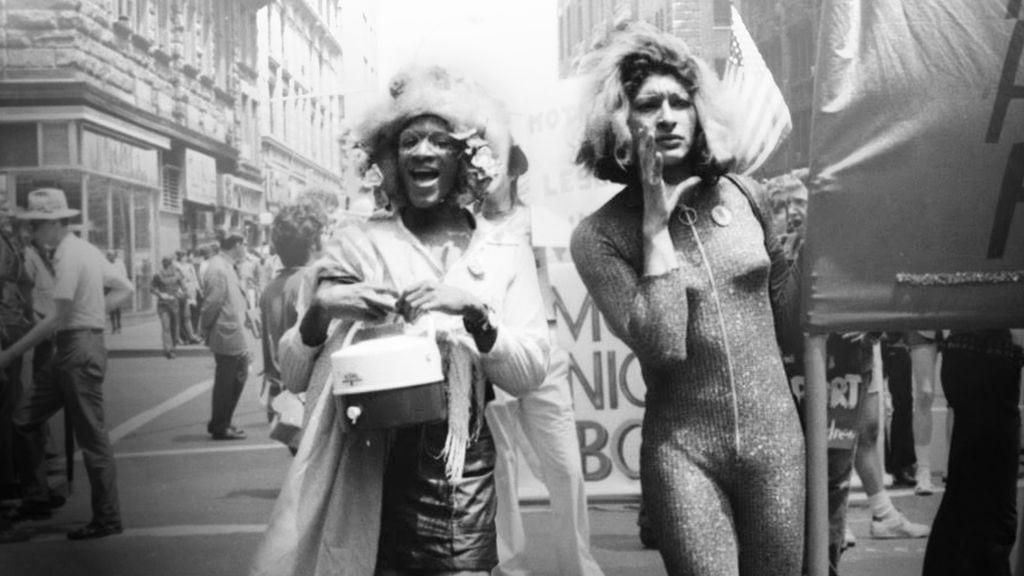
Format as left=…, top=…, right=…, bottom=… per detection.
left=804, top=333, right=829, bottom=576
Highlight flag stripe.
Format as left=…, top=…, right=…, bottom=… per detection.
left=723, top=4, right=792, bottom=175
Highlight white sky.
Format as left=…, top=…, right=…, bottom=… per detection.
left=376, top=0, right=559, bottom=110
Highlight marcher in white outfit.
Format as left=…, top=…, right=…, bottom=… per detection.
left=482, top=193, right=605, bottom=576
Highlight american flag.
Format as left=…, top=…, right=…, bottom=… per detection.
left=722, top=4, right=792, bottom=175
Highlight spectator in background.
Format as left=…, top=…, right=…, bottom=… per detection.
left=883, top=331, right=939, bottom=494
left=236, top=246, right=260, bottom=310
left=0, top=196, right=33, bottom=543
left=258, top=201, right=325, bottom=450
left=175, top=250, right=200, bottom=345
left=199, top=231, right=254, bottom=441
left=1, top=188, right=133, bottom=540
left=922, top=330, right=1023, bottom=576
left=20, top=222, right=66, bottom=509
left=151, top=257, right=185, bottom=360
left=105, top=251, right=123, bottom=333
left=480, top=150, right=605, bottom=576
left=769, top=171, right=928, bottom=575
left=198, top=243, right=218, bottom=281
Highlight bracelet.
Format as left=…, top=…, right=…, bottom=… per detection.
left=463, top=304, right=495, bottom=336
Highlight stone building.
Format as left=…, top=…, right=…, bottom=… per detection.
left=0, top=0, right=265, bottom=312
left=558, top=0, right=736, bottom=78
left=257, top=0, right=378, bottom=220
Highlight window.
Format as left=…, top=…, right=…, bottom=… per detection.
left=0, top=124, right=39, bottom=167
left=238, top=5, right=257, bottom=70
left=214, top=0, right=231, bottom=88
left=714, top=0, right=732, bottom=27
left=118, top=0, right=136, bottom=23
left=40, top=123, right=71, bottom=165
left=162, top=165, right=182, bottom=212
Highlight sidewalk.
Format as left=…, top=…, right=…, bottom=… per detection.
left=106, top=313, right=209, bottom=359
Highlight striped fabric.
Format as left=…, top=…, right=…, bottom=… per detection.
left=723, top=4, right=792, bottom=175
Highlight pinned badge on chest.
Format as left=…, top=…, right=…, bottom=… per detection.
left=711, top=205, right=733, bottom=227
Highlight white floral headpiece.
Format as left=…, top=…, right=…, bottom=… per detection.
left=353, top=66, right=520, bottom=210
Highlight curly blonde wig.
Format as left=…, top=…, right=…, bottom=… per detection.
left=355, top=65, right=522, bottom=208
left=575, top=22, right=737, bottom=185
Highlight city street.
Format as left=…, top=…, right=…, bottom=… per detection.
left=0, top=317, right=983, bottom=576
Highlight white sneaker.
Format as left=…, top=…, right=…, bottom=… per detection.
left=915, top=469, right=935, bottom=496
left=870, top=512, right=931, bottom=539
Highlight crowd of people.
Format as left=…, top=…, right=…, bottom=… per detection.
left=0, top=19, right=1019, bottom=576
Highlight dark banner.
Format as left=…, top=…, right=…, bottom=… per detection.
left=806, top=0, right=1024, bottom=330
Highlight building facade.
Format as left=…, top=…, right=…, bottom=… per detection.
left=558, top=0, right=736, bottom=78
left=0, top=0, right=264, bottom=312
left=257, top=0, right=378, bottom=220
left=741, top=0, right=817, bottom=176
left=0, top=0, right=379, bottom=313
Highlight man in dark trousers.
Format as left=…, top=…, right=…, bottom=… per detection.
left=923, top=330, right=1024, bottom=576
left=0, top=188, right=133, bottom=540
left=200, top=230, right=252, bottom=440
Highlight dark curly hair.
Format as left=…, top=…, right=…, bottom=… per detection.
left=271, top=201, right=326, bottom=268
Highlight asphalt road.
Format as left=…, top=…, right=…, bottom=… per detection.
left=0, top=347, right=1005, bottom=575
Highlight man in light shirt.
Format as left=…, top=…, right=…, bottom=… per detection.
left=0, top=188, right=133, bottom=541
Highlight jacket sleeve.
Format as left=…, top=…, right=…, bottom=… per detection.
left=199, top=266, right=227, bottom=336
left=570, top=215, right=690, bottom=369
left=479, top=240, right=551, bottom=397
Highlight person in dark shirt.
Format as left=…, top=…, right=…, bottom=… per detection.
left=258, top=200, right=325, bottom=449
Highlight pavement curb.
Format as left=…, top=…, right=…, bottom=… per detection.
left=109, top=348, right=212, bottom=359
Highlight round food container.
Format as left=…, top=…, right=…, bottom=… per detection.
left=330, top=320, right=447, bottom=430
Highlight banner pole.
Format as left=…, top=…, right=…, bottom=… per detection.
left=804, top=334, right=829, bottom=576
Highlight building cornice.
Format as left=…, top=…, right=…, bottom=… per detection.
left=0, top=79, right=240, bottom=164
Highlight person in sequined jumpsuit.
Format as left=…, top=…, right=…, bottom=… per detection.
left=570, top=23, right=805, bottom=575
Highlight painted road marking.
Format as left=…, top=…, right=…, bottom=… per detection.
left=24, top=524, right=270, bottom=543
left=109, top=379, right=214, bottom=444
left=114, top=443, right=284, bottom=460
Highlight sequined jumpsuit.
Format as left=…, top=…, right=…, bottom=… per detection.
left=571, top=175, right=805, bottom=575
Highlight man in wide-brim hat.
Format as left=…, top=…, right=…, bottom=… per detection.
left=0, top=188, right=133, bottom=540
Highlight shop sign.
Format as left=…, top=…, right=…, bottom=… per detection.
left=81, top=130, right=159, bottom=187
left=185, top=149, right=218, bottom=206
left=238, top=187, right=263, bottom=215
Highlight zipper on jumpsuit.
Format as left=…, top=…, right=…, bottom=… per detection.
left=679, top=205, right=742, bottom=453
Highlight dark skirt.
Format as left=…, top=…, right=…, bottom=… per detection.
left=377, top=417, right=498, bottom=572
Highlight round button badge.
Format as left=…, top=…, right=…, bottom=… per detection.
left=711, top=205, right=733, bottom=227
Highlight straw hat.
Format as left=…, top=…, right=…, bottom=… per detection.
left=16, top=188, right=80, bottom=220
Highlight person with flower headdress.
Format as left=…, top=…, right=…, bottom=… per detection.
left=569, top=22, right=804, bottom=574
left=250, top=65, right=549, bottom=576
